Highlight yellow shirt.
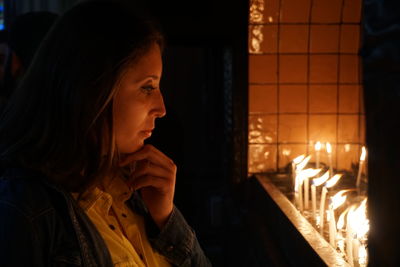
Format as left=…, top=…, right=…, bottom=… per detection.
left=72, top=175, right=171, bottom=267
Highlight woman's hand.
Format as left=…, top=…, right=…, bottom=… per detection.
left=119, top=144, right=176, bottom=229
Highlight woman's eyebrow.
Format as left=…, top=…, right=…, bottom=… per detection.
left=134, top=75, right=160, bottom=83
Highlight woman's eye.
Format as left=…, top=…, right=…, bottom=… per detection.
left=141, top=86, right=157, bottom=94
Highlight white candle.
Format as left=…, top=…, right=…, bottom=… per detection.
left=315, top=141, right=321, bottom=169
left=304, top=177, right=309, bottom=209
left=292, top=154, right=305, bottom=190
left=326, top=142, right=333, bottom=177
left=311, top=171, right=330, bottom=222
left=311, top=184, right=317, bottom=220
left=295, top=172, right=304, bottom=212
left=337, top=207, right=349, bottom=253
left=319, top=186, right=327, bottom=233
left=346, top=207, right=355, bottom=266
left=319, top=174, right=343, bottom=234
left=328, top=190, right=348, bottom=247
left=353, top=238, right=360, bottom=265
left=298, top=178, right=304, bottom=212
left=356, top=146, right=367, bottom=193
left=298, top=168, right=321, bottom=211
left=329, top=205, right=337, bottom=246
left=358, top=244, right=368, bottom=267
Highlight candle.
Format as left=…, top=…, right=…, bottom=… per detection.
left=346, top=207, right=355, bottom=266
left=319, top=174, right=343, bottom=234
left=356, top=146, right=367, bottom=193
left=353, top=238, right=360, bottom=265
left=315, top=141, right=321, bottom=169
left=336, top=207, right=348, bottom=254
left=346, top=199, right=369, bottom=266
left=328, top=190, right=347, bottom=247
left=326, top=142, right=333, bottom=177
left=300, top=168, right=321, bottom=210
left=294, top=172, right=304, bottom=212
left=292, top=154, right=305, bottom=189
left=328, top=206, right=336, bottom=246
left=304, top=177, right=309, bottom=209
left=319, top=186, right=328, bottom=233
left=311, top=171, right=330, bottom=221
left=358, top=244, right=368, bottom=267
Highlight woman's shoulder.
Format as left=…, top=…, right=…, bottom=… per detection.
left=0, top=167, right=56, bottom=219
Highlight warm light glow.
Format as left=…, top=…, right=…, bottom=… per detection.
left=315, top=141, right=322, bottom=151
left=326, top=142, right=332, bottom=154
left=348, top=200, right=369, bottom=242
left=349, top=199, right=369, bottom=239
left=293, top=154, right=306, bottom=165
left=295, top=168, right=320, bottom=191
left=359, top=245, right=368, bottom=265
left=298, top=168, right=322, bottom=178
left=312, top=171, right=330, bottom=186
left=325, top=174, right=343, bottom=188
left=296, top=155, right=311, bottom=171
left=360, top=146, right=367, bottom=161
left=330, top=190, right=348, bottom=210
left=282, top=148, right=291, bottom=156
left=337, top=207, right=349, bottom=230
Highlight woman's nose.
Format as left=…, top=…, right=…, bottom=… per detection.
left=153, top=90, right=166, bottom=118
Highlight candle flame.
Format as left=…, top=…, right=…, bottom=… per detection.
left=315, top=141, right=322, bottom=151
left=295, top=168, right=321, bottom=191
left=312, top=171, right=330, bottom=186
left=293, top=154, right=305, bottom=165
left=298, top=168, right=322, bottom=178
left=360, top=146, right=367, bottom=161
left=325, top=174, right=343, bottom=188
left=348, top=198, right=369, bottom=239
left=330, top=190, right=348, bottom=210
left=326, top=142, right=332, bottom=154
left=296, top=155, right=311, bottom=171
left=337, top=207, right=350, bottom=230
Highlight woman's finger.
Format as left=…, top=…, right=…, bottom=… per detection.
left=129, top=160, right=174, bottom=181
left=129, top=175, right=170, bottom=192
left=119, top=144, right=174, bottom=169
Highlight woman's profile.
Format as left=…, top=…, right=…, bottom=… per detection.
left=0, top=0, right=211, bottom=266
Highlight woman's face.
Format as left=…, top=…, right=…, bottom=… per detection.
left=113, top=44, right=166, bottom=154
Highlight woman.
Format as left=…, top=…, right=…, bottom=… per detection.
left=0, top=0, right=211, bottom=266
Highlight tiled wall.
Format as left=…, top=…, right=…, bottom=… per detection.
left=248, top=0, right=364, bottom=174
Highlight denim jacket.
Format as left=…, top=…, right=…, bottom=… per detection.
left=0, top=167, right=211, bottom=267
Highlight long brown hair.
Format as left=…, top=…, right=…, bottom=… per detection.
left=0, top=0, right=164, bottom=193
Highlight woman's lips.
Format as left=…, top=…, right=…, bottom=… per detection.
left=140, top=130, right=152, bottom=138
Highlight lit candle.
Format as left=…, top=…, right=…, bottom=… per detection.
left=356, top=146, right=367, bottom=194
left=315, top=141, right=322, bottom=169
left=300, top=168, right=321, bottom=210
left=347, top=199, right=369, bottom=266
left=304, top=176, right=309, bottom=209
left=295, top=172, right=304, bottom=212
left=295, top=167, right=320, bottom=212
left=358, top=244, right=368, bottom=267
left=292, top=154, right=305, bottom=189
left=319, top=174, right=343, bottom=234
left=326, top=142, right=333, bottom=177
left=311, top=171, right=330, bottom=221
left=328, top=190, right=347, bottom=247
left=336, top=207, right=349, bottom=253
left=328, top=208, right=336, bottom=246
left=346, top=206, right=355, bottom=266
left=353, top=238, right=360, bottom=265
